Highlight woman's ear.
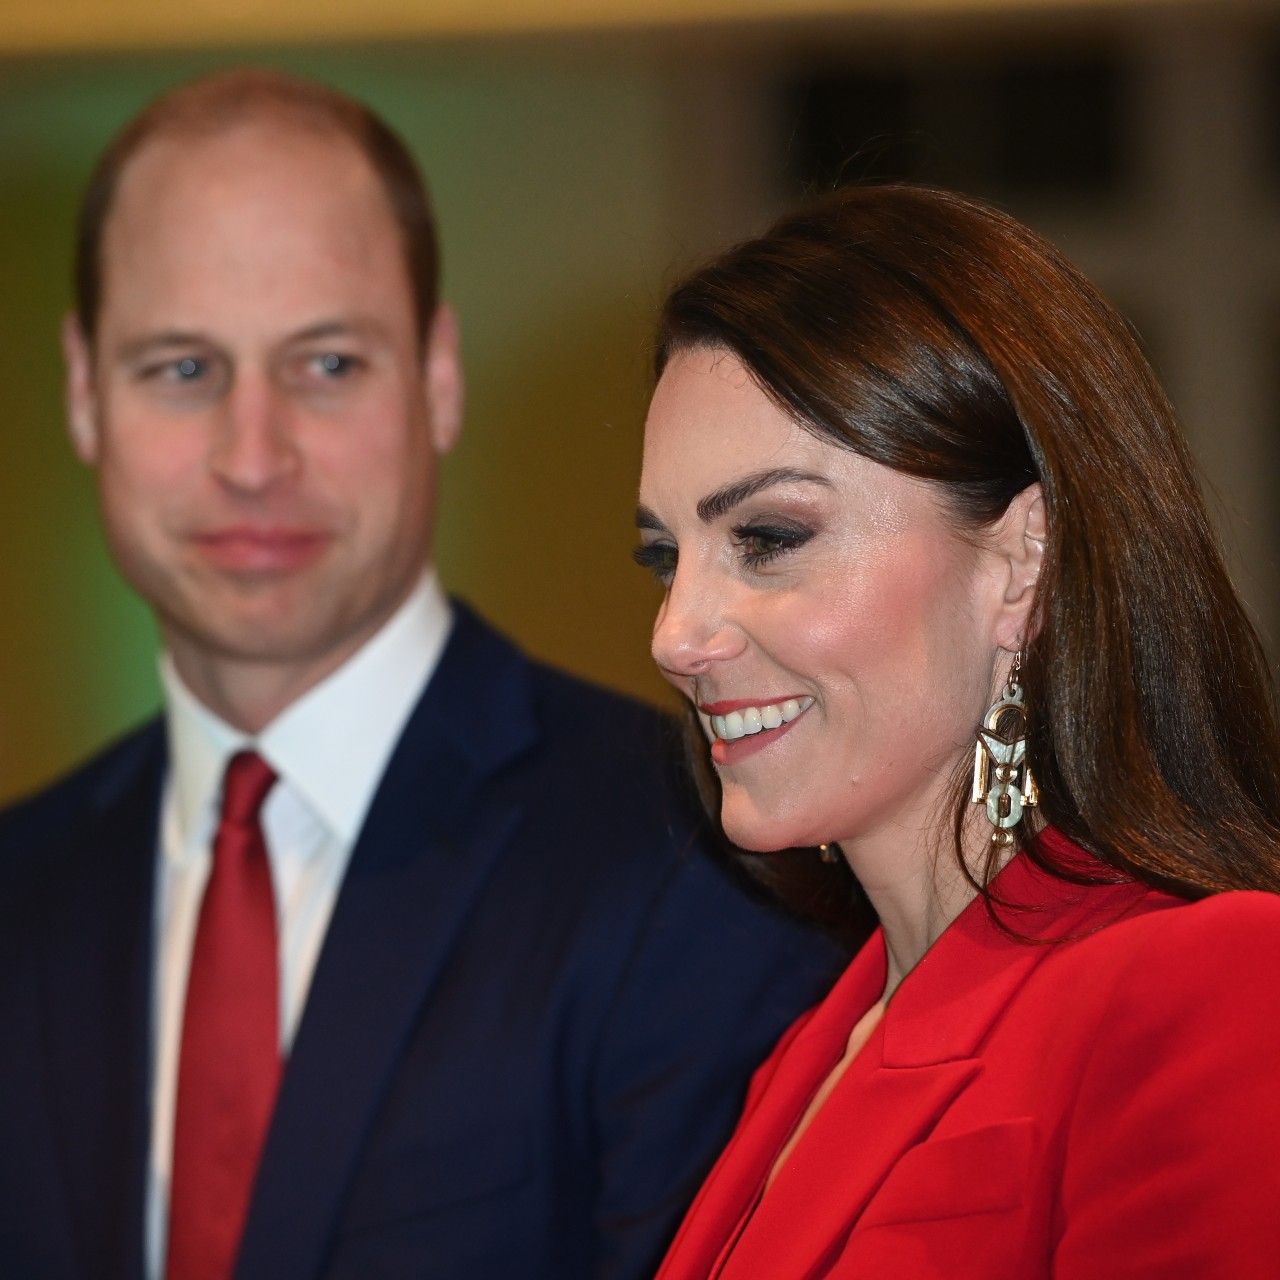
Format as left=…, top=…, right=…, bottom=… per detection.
left=991, top=482, right=1045, bottom=649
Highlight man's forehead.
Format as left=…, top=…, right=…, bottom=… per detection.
left=94, top=124, right=415, bottom=345
left=110, top=117, right=375, bottom=222
left=100, top=122, right=398, bottom=291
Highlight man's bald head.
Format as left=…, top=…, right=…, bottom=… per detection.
left=74, top=69, right=439, bottom=344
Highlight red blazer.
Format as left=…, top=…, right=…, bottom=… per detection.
left=657, top=829, right=1280, bottom=1279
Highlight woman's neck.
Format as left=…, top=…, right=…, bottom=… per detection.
left=839, top=808, right=1010, bottom=999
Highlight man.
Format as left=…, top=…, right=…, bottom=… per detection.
left=0, top=71, right=841, bottom=1280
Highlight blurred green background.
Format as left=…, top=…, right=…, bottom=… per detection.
left=0, top=43, right=690, bottom=800
left=5, top=1, right=1280, bottom=802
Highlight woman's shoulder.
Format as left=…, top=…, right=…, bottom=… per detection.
left=1042, top=884, right=1280, bottom=1032
left=1025, top=828, right=1280, bottom=976
left=1042, top=888, right=1280, bottom=1271
left=1076, top=884, right=1280, bottom=961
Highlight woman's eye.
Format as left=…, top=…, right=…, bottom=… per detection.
left=632, top=541, right=677, bottom=585
left=732, top=522, right=808, bottom=568
left=732, top=523, right=812, bottom=568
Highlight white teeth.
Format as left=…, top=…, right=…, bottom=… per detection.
left=710, top=696, right=813, bottom=741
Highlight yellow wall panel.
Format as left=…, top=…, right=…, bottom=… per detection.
left=0, top=0, right=1181, bottom=56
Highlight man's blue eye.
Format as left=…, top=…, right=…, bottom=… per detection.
left=136, top=354, right=218, bottom=388
left=315, top=353, right=355, bottom=376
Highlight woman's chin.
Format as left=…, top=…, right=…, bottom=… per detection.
left=720, top=804, right=812, bottom=854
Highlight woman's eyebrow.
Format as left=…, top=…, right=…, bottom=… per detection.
left=695, top=468, right=831, bottom=522
left=634, top=467, right=830, bottom=532
left=635, top=506, right=666, bottom=532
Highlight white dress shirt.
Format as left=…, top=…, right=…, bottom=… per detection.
left=145, top=572, right=452, bottom=1277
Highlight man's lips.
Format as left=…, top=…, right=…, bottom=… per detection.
left=189, top=527, right=332, bottom=573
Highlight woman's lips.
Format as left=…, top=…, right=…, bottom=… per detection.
left=191, top=527, right=331, bottom=573
left=698, top=696, right=814, bottom=766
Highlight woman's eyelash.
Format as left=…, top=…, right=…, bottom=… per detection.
left=632, top=542, right=676, bottom=583
left=731, top=523, right=813, bottom=567
left=631, top=523, right=811, bottom=584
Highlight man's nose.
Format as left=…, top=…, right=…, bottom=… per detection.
left=208, top=376, right=301, bottom=493
left=651, top=568, right=747, bottom=680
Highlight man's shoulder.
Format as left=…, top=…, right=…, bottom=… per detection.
left=450, top=602, right=665, bottom=711
left=0, top=718, right=165, bottom=856
left=518, top=656, right=706, bottom=837
left=524, top=656, right=675, bottom=750
left=449, top=600, right=683, bottom=779
left=466, top=626, right=848, bottom=1012
left=448, top=605, right=760, bottom=885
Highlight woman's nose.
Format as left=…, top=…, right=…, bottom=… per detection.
left=650, top=572, right=747, bottom=679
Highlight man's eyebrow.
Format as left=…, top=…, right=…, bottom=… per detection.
left=696, top=467, right=831, bottom=523
left=114, top=331, right=209, bottom=361
left=114, top=318, right=393, bottom=364
left=288, top=317, right=391, bottom=344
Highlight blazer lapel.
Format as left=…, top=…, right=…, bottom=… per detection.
left=237, top=607, right=538, bottom=1279
left=41, top=725, right=165, bottom=1280
left=720, top=844, right=1153, bottom=1280
left=658, top=939, right=887, bottom=1280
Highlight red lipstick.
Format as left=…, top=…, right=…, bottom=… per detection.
left=699, top=697, right=814, bottom=766
left=698, top=696, right=810, bottom=715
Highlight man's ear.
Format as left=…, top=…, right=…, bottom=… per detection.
left=62, top=312, right=101, bottom=465
left=991, top=482, right=1045, bottom=650
left=422, top=302, right=464, bottom=456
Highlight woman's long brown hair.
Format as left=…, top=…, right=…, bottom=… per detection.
left=655, top=184, right=1280, bottom=930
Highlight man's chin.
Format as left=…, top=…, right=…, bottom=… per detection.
left=163, top=604, right=353, bottom=669
left=150, top=563, right=422, bottom=687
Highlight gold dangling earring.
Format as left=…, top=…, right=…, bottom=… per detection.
left=818, top=842, right=840, bottom=864
left=972, top=650, right=1038, bottom=847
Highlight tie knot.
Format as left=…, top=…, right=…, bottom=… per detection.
left=219, top=751, right=277, bottom=827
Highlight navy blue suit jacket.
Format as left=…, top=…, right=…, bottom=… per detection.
left=0, top=603, right=842, bottom=1279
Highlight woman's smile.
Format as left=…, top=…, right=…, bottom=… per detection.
left=697, top=695, right=816, bottom=764
left=639, top=346, right=1004, bottom=854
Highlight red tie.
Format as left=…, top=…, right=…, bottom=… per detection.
left=167, top=751, right=281, bottom=1280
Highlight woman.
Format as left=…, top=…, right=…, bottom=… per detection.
left=635, top=185, right=1280, bottom=1278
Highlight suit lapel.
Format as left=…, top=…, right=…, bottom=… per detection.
left=41, top=724, right=165, bottom=1280
left=718, top=846, right=1153, bottom=1280
left=237, top=607, right=538, bottom=1279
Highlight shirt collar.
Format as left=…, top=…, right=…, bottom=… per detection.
left=161, top=571, right=452, bottom=856
left=161, top=661, right=247, bottom=860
